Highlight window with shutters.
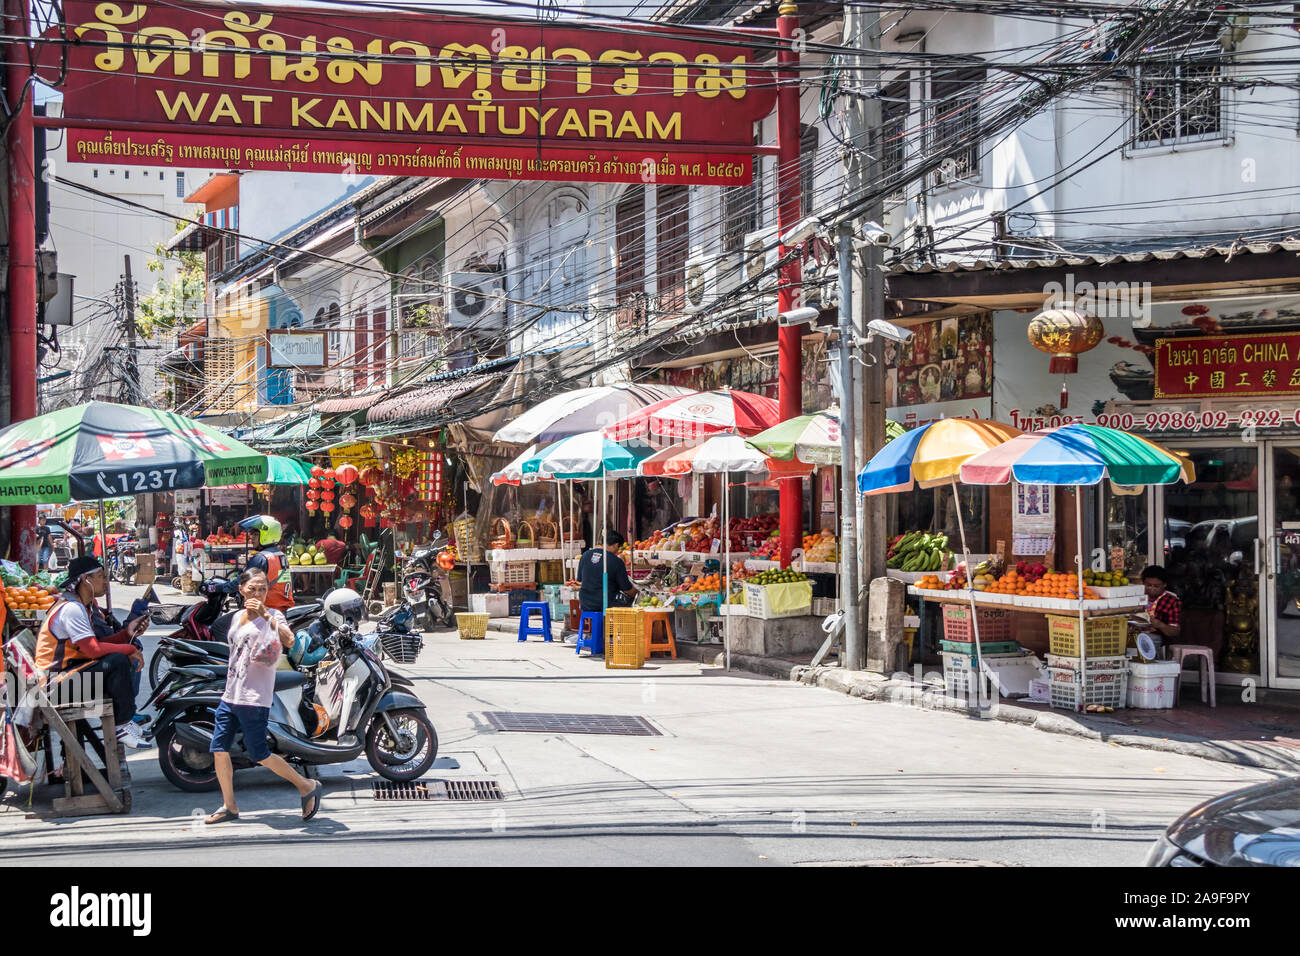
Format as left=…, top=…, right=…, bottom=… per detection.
left=203, top=339, right=238, bottom=413
left=615, top=186, right=646, bottom=331
left=656, top=184, right=689, bottom=317
left=370, top=308, right=387, bottom=388
left=396, top=258, right=444, bottom=364
left=352, top=309, right=369, bottom=392
left=879, top=80, right=910, bottom=201
left=1132, top=60, right=1223, bottom=147
left=722, top=159, right=760, bottom=256
left=799, top=125, right=819, bottom=211
left=929, top=65, right=984, bottom=187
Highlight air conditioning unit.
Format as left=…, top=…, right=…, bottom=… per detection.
left=743, top=226, right=779, bottom=289
left=445, top=271, right=506, bottom=331
left=685, top=253, right=715, bottom=312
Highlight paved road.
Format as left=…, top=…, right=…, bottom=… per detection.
left=1, top=584, right=1278, bottom=866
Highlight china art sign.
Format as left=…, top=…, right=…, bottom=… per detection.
left=48, top=1, right=778, bottom=185
left=1154, top=332, right=1300, bottom=399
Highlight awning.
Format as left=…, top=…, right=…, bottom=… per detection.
left=367, top=374, right=499, bottom=426
left=314, top=388, right=411, bottom=415
left=241, top=413, right=321, bottom=450
left=165, top=222, right=220, bottom=253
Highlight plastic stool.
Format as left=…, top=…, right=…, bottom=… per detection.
left=517, top=602, right=552, bottom=642
left=644, top=611, right=677, bottom=659
left=1168, top=644, right=1215, bottom=707
left=576, top=611, right=604, bottom=657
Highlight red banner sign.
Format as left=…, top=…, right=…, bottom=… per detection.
left=1154, top=332, right=1300, bottom=399
left=49, top=1, right=778, bottom=185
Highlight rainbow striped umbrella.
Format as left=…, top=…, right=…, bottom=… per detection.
left=958, top=424, right=1194, bottom=487
left=857, top=418, right=1023, bottom=495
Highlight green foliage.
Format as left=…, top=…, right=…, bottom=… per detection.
left=136, top=224, right=206, bottom=338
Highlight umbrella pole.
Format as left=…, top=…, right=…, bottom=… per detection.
left=949, top=477, right=987, bottom=712
left=724, top=471, right=730, bottom=671
left=99, top=498, right=112, bottom=612
left=1076, top=487, right=1086, bottom=713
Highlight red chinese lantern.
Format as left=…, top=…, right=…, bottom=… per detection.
left=339, top=493, right=357, bottom=511
left=321, top=501, right=335, bottom=514
left=359, top=503, right=378, bottom=520
left=321, top=488, right=335, bottom=501
left=310, top=465, right=323, bottom=478
left=337, top=515, right=353, bottom=529
left=359, top=466, right=381, bottom=488
left=306, top=499, right=319, bottom=513
left=308, top=477, right=321, bottom=490
left=1027, top=308, right=1104, bottom=408
left=337, top=463, right=359, bottom=485
left=323, top=467, right=337, bottom=482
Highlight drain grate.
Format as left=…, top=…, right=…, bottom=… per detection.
left=484, top=711, right=662, bottom=736
left=371, top=779, right=504, bottom=802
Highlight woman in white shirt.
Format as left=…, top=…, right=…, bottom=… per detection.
left=204, top=568, right=323, bottom=824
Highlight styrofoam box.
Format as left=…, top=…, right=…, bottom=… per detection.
left=1128, top=660, right=1183, bottom=709
left=470, top=592, right=509, bottom=617
left=1093, top=585, right=1145, bottom=599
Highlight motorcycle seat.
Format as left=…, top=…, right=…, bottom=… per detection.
left=274, top=670, right=308, bottom=690
left=175, top=665, right=228, bottom=679
left=285, top=602, right=322, bottom=625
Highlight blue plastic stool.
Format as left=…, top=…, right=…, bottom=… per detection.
left=576, top=611, right=604, bottom=656
left=517, top=602, right=552, bottom=642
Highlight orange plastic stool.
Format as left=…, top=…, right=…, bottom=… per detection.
left=644, top=610, right=677, bottom=659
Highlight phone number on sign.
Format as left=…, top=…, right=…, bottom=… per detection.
left=1095, top=409, right=1297, bottom=431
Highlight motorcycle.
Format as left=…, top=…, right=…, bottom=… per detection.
left=152, top=622, right=437, bottom=791
left=146, top=576, right=242, bottom=689
left=401, top=531, right=456, bottom=632
left=109, top=535, right=138, bottom=584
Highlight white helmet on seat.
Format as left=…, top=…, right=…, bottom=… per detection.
left=322, top=587, right=364, bottom=630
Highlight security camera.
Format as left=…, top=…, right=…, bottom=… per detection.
left=867, top=319, right=912, bottom=342
left=857, top=222, right=892, bottom=246
left=778, top=306, right=820, bottom=327
left=780, top=215, right=826, bottom=247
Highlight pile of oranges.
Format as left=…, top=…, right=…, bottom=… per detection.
left=983, top=569, right=1098, bottom=599
left=2, top=583, right=57, bottom=615
left=686, top=573, right=722, bottom=593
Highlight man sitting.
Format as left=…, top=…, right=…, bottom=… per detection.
left=34, top=556, right=151, bottom=749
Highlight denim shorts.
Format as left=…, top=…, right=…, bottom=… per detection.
left=210, top=700, right=272, bottom=763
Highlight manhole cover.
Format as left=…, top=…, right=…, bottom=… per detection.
left=371, top=779, right=504, bottom=801
left=484, top=712, right=662, bottom=736
left=1250, top=722, right=1294, bottom=734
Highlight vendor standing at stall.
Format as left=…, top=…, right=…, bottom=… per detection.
left=240, top=515, right=296, bottom=611
left=1140, top=565, right=1182, bottom=640
left=577, top=531, right=637, bottom=612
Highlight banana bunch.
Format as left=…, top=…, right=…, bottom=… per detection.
left=886, top=531, right=952, bottom=572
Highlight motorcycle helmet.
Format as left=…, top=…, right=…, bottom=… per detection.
left=288, top=630, right=329, bottom=668
left=322, top=587, right=364, bottom=630
left=238, top=514, right=282, bottom=547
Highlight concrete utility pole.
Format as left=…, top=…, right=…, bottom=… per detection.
left=122, top=255, right=140, bottom=405
left=6, top=0, right=38, bottom=569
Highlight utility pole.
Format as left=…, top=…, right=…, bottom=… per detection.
left=6, top=0, right=38, bottom=569
left=776, top=0, right=804, bottom=569
left=122, top=255, right=140, bottom=405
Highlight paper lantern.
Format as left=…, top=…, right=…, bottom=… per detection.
left=321, top=488, right=335, bottom=501
left=359, top=503, right=378, bottom=519
left=359, top=466, right=381, bottom=488
left=337, top=463, right=359, bottom=485
left=323, top=467, right=337, bottom=482
left=339, top=493, right=357, bottom=510
left=306, top=499, right=319, bottom=513
left=321, top=501, right=335, bottom=514
left=310, top=465, right=324, bottom=478
left=308, top=477, right=321, bottom=490
left=337, top=515, right=353, bottom=529
left=1027, top=308, right=1104, bottom=408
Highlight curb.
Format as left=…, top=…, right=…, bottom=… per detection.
left=728, top=660, right=1300, bottom=774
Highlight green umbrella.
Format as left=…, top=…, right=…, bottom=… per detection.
left=265, top=455, right=312, bottom=485
left=0, top=401, right=267, bottom=505
left=746, top=408, right=906, bottom=465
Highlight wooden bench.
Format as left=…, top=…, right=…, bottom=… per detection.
left=38, top=693, right=132, bottom=817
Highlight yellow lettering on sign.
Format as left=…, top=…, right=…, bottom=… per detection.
left=555, top=108, right=586, bottom=137
left=614, top=111, right=643, bottom=138
left=645, top=111, right=682, bottom=141
left=156, top=90, right=209, bottom=123
left=436, top=105, right=468, bottom=134
left=292, top=97, right=324, bottom=128
left=396, top=102, right=434, bottom=132
left=208, top=93, right=242, bottom=124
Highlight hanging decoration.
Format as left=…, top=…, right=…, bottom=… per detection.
left=306, top=499, right=319, bottom=513
left=1027, top=308, right=1104, bottom=409
left=310, top=464, right=324, bottom=478
left=359, top=465, right=382, bottom=488
left=337, top=463, right=359, bottom=485
left=321, top=501, right=336, bottom=514
left=323, top=467, right=337, bottom=482
left=359, top=502, right=378, bottom=520
left=340, top=492, right=357, bottom=511
left=337, top=515, right=353, bottom=529
left=392, top=448, right=421, bottom=480
left=308, top=477, right=321, bottom=490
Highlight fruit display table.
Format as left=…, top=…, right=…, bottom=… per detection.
left=289, top=563, right=337, bottom=597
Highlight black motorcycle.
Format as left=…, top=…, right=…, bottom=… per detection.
left=152, top=622, right=436, bottom=792
left=146, top=576, right=242, bottom=689
left=402, top=532, right=455, bottom=632
left=109, top=535, right=138, bottom=585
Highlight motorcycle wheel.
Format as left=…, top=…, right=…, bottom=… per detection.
left=155, top=716, right=221, bottom=792
left=147, top=645, right=169, bottom=690
left=365, top=709, right=437, bottom=782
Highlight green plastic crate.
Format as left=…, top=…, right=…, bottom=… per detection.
left=940, top=639, right=1020, bottom=657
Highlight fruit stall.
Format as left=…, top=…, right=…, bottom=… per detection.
left=1, top=565, right=60, bottom=630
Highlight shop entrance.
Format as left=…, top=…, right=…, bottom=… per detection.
left=1158, top=441, right=1300, bottom=689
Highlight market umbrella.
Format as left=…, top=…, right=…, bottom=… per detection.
left=746, top=408, right=906, bottom=465
left=603, top=388, right=781, bottom=441
left=0, top=401, right=267, bottom=608
left=493, top=384, right=693, bottom=444
left=265, top=455, right=312, bottom=485
left=959, top=424, right=1193, bottom=706
left=522, top=431, right=655, bottom=480
left=857, top=418, right=1023, bottom=701
left=490, top=444, right=541, bottom=486
left=638, top=433, right=813, bottom=669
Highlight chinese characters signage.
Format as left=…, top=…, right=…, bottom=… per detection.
left=50, top=1, right=777, bottom=185
left=1154, top=332, right=1300, bottom=399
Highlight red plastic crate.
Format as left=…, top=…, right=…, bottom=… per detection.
left=941, top=603, right=1012, bottom=643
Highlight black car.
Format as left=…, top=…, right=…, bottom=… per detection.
left=1145, top=776, right=1300, bottom=866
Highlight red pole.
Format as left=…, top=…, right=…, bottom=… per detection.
left=776, top=1, right=803, bottom=568
left=6, top=0, right=38, bottom=570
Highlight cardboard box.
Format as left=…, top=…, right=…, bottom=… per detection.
left=134, top=554, right=157, bottom=585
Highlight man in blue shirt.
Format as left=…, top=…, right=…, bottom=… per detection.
left=577, top=531, right=637, bottom=612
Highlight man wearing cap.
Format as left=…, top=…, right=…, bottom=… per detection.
left=34, top=557, right=152, bottom=749
left=242, top=515, right=296, bottom=612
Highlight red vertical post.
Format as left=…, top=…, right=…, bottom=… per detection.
left=6, top=0, right=38, bottom=569
left=776, top=1, right=803, bottom=568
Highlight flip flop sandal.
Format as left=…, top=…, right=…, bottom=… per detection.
left=301, top=781, right=323, bottom=821
left=204, top=807, right=239, bottom=825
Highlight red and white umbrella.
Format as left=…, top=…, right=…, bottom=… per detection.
left=603, top=388, right=780, bottom=441
left=638, top=433, right=811, bottom=479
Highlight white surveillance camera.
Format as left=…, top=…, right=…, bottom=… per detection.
left=778, top=306, right=820, bottom=327
left=867, top=319, right=912, bottom=342
left=857, top=222, right=892, bottom=246
left=780, top=215, right=825, bottom=247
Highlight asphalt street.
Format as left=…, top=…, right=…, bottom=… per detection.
left=0, top=582, right=1279, bottom=866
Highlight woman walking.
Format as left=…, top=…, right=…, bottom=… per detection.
left=205, top=568, right=322, bottom=823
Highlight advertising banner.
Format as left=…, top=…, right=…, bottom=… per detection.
left=50, top=1, right=778, bottom=185
left=886, top=312, right=993, bottom=427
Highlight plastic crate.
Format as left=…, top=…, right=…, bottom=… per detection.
left=605, top=608, right=645, bottom=669
left=1047, top=666, right=1127, bottom=711
left=941, top=639, right=1021, bottom=657
left=490, top=560, right=536, bottom=586
left=1046, top=614, right=1127, bottom=658
left=456, top=612, right=489, bottom=640
left=507, top=589, right=541, bottom=616
left=538, top=559, right=564, bottom=584
left=941, top=603, right=1013, bottom=643
left=1046, top=653, right=1128, bottom=673
left=470, top=592, right=509, bottom=617
left=941, top=650, right=1025, bottom=697
left=744, top=581, right=813, bottom=620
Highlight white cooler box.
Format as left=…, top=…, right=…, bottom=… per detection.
left=470, top=592, right=510, bottom=617
left=1127, top=660, right=1182, bottom=709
